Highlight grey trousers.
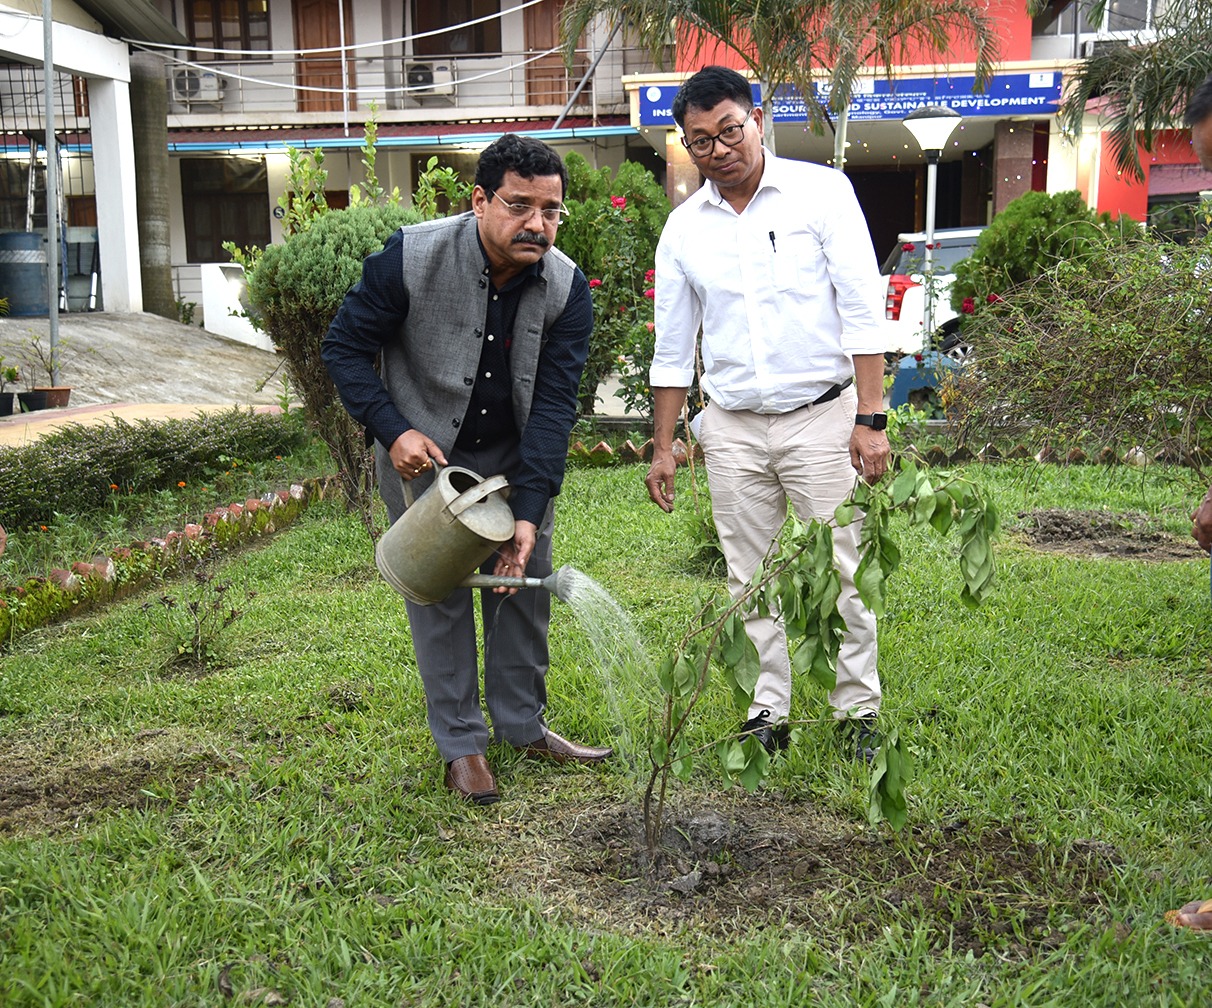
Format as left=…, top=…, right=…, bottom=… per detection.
left=379, top=439, right=553, bottom=763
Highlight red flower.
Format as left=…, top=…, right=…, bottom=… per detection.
left=986, top=292, right=1003, bottom=303
left=645, top=322, right=655, bottom=332
left=961, top=297, right=975, bottom=315
left=913, top=353, right=924, bottom=363
left=610, top=195, right=627, bottom=210
left=588, top=278, right=602, bottom=288
left=643, top=288, right=655, bottom=299
left=901, top=242, right=916, bottom=251
left=644, top=268, right=655, bottom=283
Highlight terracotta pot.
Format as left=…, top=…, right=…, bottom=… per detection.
left=17, top=389, right=49, bottom=412
left=33, top=386, right=71, bottom=408
left=0, top=391, right=13, bottom=417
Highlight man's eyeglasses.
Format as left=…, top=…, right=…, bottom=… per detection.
left=492, top=191, right=569, bottom=225
left=681, top=110, right=753, bottom=157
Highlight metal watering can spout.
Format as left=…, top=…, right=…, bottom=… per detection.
left=461, top=564, right=577, bottom=603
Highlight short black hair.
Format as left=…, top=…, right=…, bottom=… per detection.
left=671, top=65, right=754, bottom=129
left=475, top=133, right=568, bottom=197
left=1184, top=72, right=1212, bottom=127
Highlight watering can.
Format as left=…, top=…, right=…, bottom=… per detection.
left=375, top=465, right=577, bottom=605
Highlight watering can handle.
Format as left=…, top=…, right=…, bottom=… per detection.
left=402, top=462, right=444, bottom=509
left=447, top=473, right=511, bottom=520
left=401, top=465, right=512, bottom=521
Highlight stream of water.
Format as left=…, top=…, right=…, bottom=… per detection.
left=552, top=566, right=650, bottom=772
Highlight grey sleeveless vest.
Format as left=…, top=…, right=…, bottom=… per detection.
left=380, top=212, right=577, bottom=457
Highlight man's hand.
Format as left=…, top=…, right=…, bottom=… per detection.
left=849, top=426, right=890, bottom=484
left=645, top=453, right=677, bottom=512
left=1193, top=488, right=1212, bottom=553
left=389, top=431, right=447, bottom=480
left=492, top=520, right=538, bottom=594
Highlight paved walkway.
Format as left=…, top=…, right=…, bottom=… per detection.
left=0, top=310, right=639, bottom=448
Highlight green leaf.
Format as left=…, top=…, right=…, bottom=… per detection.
left=928, top=490, right=955, bottom=535
left=867, top=729, right=911, bottom=830
left=656, top=654, right=675, bottom=695
left=890, top=464, right=919, bottom=506
left=911, top=487, right=937, bottom=525
left=737, top=737, right=771, bottom=792
left=834, top=500, right=856, bottom=526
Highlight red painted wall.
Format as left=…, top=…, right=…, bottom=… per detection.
left=1094, top=129, right=1203, bottom=221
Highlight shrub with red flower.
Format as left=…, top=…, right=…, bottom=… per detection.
left=556, top=154, right=670, bottom=416
left=961, top=296, right=975, bottom=315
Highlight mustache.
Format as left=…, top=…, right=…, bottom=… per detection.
left=512, top=231, right=550, bottom=247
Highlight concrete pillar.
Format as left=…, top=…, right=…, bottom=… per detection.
left=992, top=121, right=1035, bottom=215
left=129, top=53, right=175, bottom=320
left=86, top=77, right=142, bottom=312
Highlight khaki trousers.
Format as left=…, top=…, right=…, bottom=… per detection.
left=698, top=387, right=881, bottom=723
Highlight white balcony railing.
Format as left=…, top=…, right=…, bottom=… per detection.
left=162, top=45, right=665, bottom=124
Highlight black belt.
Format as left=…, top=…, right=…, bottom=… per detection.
left=809, top=376, right=853, bottom=407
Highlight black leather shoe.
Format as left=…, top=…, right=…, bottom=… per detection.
left=837, top=717, right=879, bottom=764
left=517, top=729, right=612, bottom=765
left=740, top=710, right=789, bottom=755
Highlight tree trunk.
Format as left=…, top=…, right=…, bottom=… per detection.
left=129, top=53, right=176, bottom=320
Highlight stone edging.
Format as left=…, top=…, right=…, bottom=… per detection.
left=0, top=476, right=338, bottom=648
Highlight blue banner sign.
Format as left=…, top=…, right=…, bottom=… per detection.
left=638, top=71, right=1060, bottom=126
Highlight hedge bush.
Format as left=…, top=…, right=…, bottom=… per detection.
left=950, top=190, right=1136, bottom=310
left=0, top=408, right=308, bottom=529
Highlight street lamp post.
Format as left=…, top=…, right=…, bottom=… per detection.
left=902, top=105, right=961, bottom=352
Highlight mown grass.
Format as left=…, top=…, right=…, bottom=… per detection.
left=1, top=460, right=1210, bottom=1007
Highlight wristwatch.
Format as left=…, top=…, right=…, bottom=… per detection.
left=855, top=413, right=888, bottom=431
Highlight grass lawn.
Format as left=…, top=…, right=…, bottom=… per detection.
left=1, top=460, right=1210, bottom=1006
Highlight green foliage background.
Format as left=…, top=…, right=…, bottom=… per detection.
left=557, top=153, right=670, bottom=416
left=950, top=189, right=1136, bottom=309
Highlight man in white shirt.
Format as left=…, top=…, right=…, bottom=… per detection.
left=644, top=65, right=891, bottom=760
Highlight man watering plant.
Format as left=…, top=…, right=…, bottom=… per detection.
left=644, top=66, right=891, bottom=761
left=322, top=133, right=612, bottom=806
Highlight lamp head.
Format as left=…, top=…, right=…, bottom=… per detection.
left=902, top=105, right=962, bottom=154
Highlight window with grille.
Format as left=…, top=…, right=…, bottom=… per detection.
left=187, top=0, right=270, bottom=56
left=180, top=158, right=271, bottom=264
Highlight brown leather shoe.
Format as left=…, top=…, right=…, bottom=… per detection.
left=444, top=754, right=500, bottom=804
left=518, top=729, right=613, bottom=765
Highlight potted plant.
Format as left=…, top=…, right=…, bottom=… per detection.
left=0, top=356, right=18, bottom=416
left=20, top=331, right=72, bottom=408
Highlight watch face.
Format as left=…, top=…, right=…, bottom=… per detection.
left=872, top=413, right=888, bottom=431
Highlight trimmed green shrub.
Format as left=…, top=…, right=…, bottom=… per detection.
left=948, top=232, right=1212, bottom=472
left=0, top=409, right=307, bottom=529
left=242, top=202, right=422, bottom=531
left=950, top=190, right=1137, bottom=311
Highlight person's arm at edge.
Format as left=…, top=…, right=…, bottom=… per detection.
left=1193, top=484, right=1212, bottom=553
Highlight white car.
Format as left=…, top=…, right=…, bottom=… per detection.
left=879, top=227, right=985, bottom=356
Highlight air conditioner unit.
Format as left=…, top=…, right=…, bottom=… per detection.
left=404, top=61, right=455, bottom=97
left=1081, top=39, right=1128, bottom=59
left=171, top=67, right=226, bottom=105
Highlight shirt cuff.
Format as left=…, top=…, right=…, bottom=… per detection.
left=509, top=486, right=548, bottom=528
left=649, top=364, right=696, bottom=387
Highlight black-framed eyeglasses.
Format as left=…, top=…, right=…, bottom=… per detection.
left=681, top=110, right=753, bottom=157
left=491, top=191, right=569, bottom=225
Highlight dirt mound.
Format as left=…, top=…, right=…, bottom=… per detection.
left=1017, top=509, right=1203, bottom=561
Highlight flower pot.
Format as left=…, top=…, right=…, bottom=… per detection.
left=0, top=391, right=13, bottom=417
left=17, top=389, right=49, bottom=412
left=34, top=386, right=71, bottom=408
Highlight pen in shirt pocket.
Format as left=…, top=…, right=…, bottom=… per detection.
left=768, top=231, right=777, bottom=253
